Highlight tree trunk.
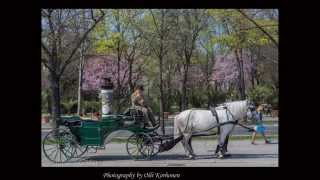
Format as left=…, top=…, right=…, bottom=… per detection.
left=77, top=48, right=84, bottom=116
left=181, top=63, right=189, bottom=110
left=159, top=55, right=165, bottom=135
left=165, top=67, right=172, bottom=112
left=178, top=91, right=182, bottom=112
left=49, top=73, right=61, bottom=129
left=77, top=69, right=83, bottom=116
left=214, top=81, right=218, bottom=91
left=128, top=60, right=133, bottom=93
left=235, top=49, right=246, bottom=100
left=117, top=49, right=121, bottom=113
left=250, top=50, right=255, bottom=89
left=206, top=54, right=211, bottom=108
left=47, top=90, right=52, bottom=114
left=240, top=50, right=246, bottom=99
left=167, top=76, right=171, bottom=112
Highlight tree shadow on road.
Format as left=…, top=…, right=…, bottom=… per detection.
left=74, top=153, right=277, bottom=162
left=196, top=153, right=278, bottom=160
left=76, top=154, right=190, bottom=162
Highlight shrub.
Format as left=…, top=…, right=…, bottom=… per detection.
left=41, top=91, right=49, bottom=113
left=42, top=90, right=53, bottom=114
left=225, top=88, right=239, bottom=101
left=270, top=95, right=278, bottom=109
left=189, top=87, right=207, bottom=108
left=248, top=85, right=276, bottom=105
left=83, top=101, right=101, bottom=114
left=148, top=97, right=160, bottom=115
left=61, top=99, right=78, bottom=114
left=209, top=88, right=228, bottom=105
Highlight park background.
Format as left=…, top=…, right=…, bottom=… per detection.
left=41, top=9, right=278, bottom=128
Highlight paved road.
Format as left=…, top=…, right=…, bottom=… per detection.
left=42, top=139, right=278, bottom=167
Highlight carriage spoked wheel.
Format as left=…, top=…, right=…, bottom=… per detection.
left=126, top=133, right=154, bottom=160
left=148, top=132, right=161, bottom=157
left=42, top=127, right=76, bottom=163
left=69, top=141, right=88, bottom=159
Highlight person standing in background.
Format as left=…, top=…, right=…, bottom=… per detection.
left=251, top=104, right=271, bottom=144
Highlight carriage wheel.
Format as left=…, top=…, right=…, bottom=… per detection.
left=139, top=133, right=154, bottom=159
left=69, top=141, right=88, bottom=158
left=149, top=132, right=161, bottom=157
left=42, top=128, right=75, bottom=163
left=126, top=133, right=154, bottom=160
left=126, top=133, right=143, bottom=160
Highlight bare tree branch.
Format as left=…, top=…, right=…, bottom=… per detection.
left=59, top=11, right=106, bottom=77
left=41, top=40, right=51, bottom=56
left=149, top=10, right=161, bottom=36
left=239, top=24, right=277, bottom=31
left=237, top=9, right=278, bottom=48
left=41, top=58, right=55, bottom=73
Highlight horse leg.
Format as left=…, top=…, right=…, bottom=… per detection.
left=180, top=135, right=190, bottom=157
left=188, top=137, right=195, bottom=156
left=222, top=135, right=231, bottom=157
left=183, top=134, right=195, bottom=159
left=224, top=135, right=229, bottom=152
left=185, top=135, right=195, bottom=159
left=174, top=115, right=190, bottom=158
left=216, top=124, right=234, bottom=158
left=215, top=135, right=224, bottom=158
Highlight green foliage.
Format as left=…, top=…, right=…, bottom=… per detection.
left=247, top=85, right=276, bottom=105
left=61, top=99, right=78, bottom=114
left=189, top=86, right=228, bottom=108
left=189, top=87, right=208, bottom=108
left=41, top=91, right=49, bottom=113
left=83, top=101, right=101, bottom=114
left=226, top=88, right=240, bottom=101
left=209, top=88, right=228, bottom=105
left=270, top=95, right=278, bottom=110
left=149, top=98, right=160, bottom=115
left=42, top=9, right=278, bottom=117
left=208, top=9, right=278, bottom=51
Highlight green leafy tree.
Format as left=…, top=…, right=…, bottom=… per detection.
left=41, top=9, right=105, bottom=127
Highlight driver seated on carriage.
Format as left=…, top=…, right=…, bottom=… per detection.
left=131, top=84, right=156, bottom=128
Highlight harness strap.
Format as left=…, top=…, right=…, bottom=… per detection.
left=184, top=110, right=193, bottom=133
left=210, top=107, right=220, bottom=134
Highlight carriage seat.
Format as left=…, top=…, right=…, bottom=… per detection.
left=121, top=107, right=145, bottom=128
left=123, top=107, right=144, bottom=119
left=63, top=119, right=82, bottom=127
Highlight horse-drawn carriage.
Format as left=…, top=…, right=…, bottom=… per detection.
left=42, top=100, right=257, bottom=163
left=42, top=108, right=176, bottom=163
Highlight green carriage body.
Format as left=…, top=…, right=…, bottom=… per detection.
left=43, top=110, right=160, bottom=163
left=62, top=115, right=151, bottom=146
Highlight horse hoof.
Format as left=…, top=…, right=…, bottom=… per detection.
left=187, top=155, right=195, bottom=160
left=215, top=152, right=224, bottom=159
left=217, top=154, right=224, bottom=159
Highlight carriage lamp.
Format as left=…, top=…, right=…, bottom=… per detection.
left=100, top=78, right=114, bottom=118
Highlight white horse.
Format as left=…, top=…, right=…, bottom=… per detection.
left=174, top=100, right=253, bottom=159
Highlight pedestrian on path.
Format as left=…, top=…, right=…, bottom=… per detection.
left=251, top=105, right=271, bottom=145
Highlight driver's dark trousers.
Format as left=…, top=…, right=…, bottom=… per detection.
left=133, top=105, right=156, bottom=127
